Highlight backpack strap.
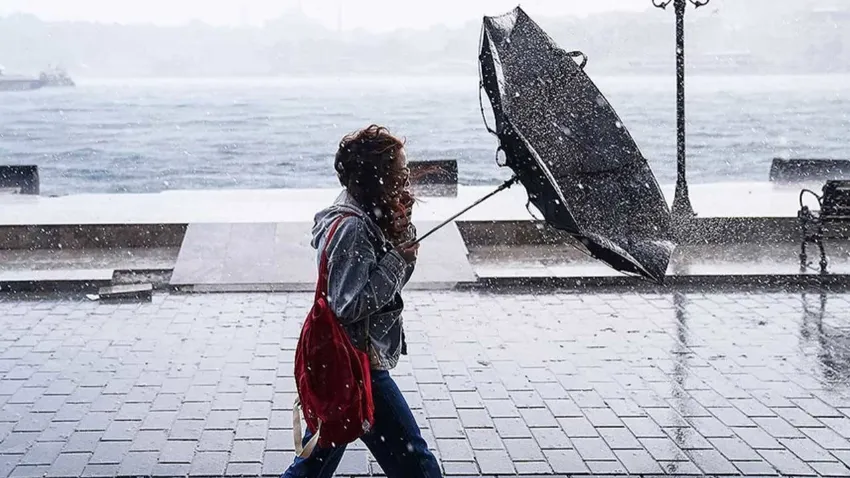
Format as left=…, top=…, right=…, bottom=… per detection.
left=314, top=214, right=354, bottom=303
left=317, top=212, right=371, bottom=355
left=292, top=398, right=321, bottom=458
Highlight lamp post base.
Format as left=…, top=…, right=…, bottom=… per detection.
left=670, top=181, right=696, bottom=242
left=671, top=180, right=696, bottom=221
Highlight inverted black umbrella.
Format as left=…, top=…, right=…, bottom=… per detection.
left=412, top=6, right=674, bottom=284
left=475, top=6, right=676, bottom=284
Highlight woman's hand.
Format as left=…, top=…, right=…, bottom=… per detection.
left=386, top=189, right=415, bottom=246
left=390, top=206, right=411, bottom=234
left=395, top=241, right=420, bottom=264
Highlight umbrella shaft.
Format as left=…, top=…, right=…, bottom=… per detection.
left=411, top=176, right=519, bottom=245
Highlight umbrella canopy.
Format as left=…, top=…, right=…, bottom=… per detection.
left=478, top=6, right=676, bottom=284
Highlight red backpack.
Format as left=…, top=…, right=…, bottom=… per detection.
left=292, top=214, right=375, bottom=456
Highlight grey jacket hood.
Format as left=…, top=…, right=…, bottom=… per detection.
left=311, top=190, right=376, bottom=251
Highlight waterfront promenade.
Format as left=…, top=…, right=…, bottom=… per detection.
left=3, top=289, right=850, bottom=477
left=3, top=180, right=850, bottom=476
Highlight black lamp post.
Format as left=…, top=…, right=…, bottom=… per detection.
left=652, top=0, right=710, bottom=221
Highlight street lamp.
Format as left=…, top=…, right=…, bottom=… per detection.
left=652, top=0, right=710, bottom=221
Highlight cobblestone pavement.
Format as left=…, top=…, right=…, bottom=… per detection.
left=2, top=290, right=850, bottom=477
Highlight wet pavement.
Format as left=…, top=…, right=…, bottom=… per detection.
left=2, top=290, right=850, bottom=477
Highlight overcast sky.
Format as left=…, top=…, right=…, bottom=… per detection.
left=0, top=0, right=650, bottom=31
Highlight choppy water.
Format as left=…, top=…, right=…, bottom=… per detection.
left=1, top=75, right=849, bottom=196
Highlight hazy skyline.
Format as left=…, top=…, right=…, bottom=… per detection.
left=0, top=0, right=648, bottom=31
left=3, top=0, right=847, bottom=77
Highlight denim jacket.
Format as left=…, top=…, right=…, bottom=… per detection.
left=310, top=190, right=415, bottom=370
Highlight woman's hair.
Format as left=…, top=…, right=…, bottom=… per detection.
left=335, top=124, right=411, bottom=243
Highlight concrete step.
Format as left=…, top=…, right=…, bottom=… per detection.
left=170, top=221, right=476, bottom=292
left=468, top=241, right=850, bottom=289
left=0, top=247, right=178, bottom=269
left=0, top=268, right=114, bottom=292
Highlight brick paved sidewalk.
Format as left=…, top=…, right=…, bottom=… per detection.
left=2, top=290, right=850, bottom=477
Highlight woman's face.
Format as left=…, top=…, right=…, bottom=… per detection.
left=386, top=149, right=411, bottom=207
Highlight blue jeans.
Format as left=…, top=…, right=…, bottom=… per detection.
left=282, top=369, right=442, bottom=478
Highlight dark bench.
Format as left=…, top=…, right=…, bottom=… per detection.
left=408, top=159, right=458, bottom=197
left=798, top=180, right=850, bottom=271
left=771, top=158, right=850, bottom=183
left=0, top=165, right=40, bottom=195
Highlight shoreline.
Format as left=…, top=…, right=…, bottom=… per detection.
left=54, top=72, right=850, bottom=87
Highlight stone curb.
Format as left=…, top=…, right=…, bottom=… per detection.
left=5, top=270, right=850, bottom=297
left=469, top=272, right=850, bottom=293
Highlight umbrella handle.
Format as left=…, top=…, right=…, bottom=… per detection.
left=409, top=176, right=519, bottom=246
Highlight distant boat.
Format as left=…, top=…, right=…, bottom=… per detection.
left=39, top=66, right=76, bottom=87
left=0, top=64, right=75, bottom=91
left=0, top=65, right=42, bottom=91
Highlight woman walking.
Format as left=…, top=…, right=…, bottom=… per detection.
left=282, top=125, right=442, bottom=478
